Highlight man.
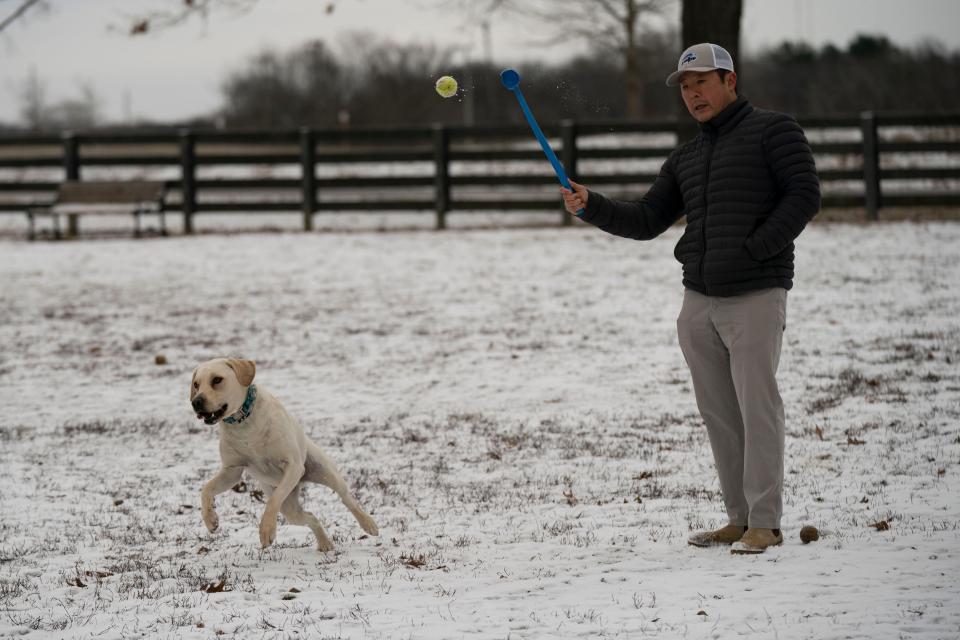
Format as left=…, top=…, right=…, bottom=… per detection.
left=561, top=43, right=820, bottom=554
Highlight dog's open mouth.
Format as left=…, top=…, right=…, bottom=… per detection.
left=196, top=404, right=228, bottom=425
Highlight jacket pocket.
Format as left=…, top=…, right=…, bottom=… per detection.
left=743, top=217, right=767, bottom=262
left=743, top=238, right=764, bottom=263
left=673, top=217, right=703, bottom=264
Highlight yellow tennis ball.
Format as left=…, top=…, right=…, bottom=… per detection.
left=435, top=75, right=458, bottom=98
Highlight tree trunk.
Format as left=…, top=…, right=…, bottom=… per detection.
left=677, top=0, right=743, bottom=139
left=624, top=0, right=643, bottom=118
left=681, top=0, right=742, bottom=70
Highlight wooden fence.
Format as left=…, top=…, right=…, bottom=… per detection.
left=1, top=112, right=958, bottom=234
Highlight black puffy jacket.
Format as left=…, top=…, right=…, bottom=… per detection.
left=580, top=96, right=821, bottom=297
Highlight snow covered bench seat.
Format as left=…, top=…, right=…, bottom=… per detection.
left=27, top=180, right=168, bottom=240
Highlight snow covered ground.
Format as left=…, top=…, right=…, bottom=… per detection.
left=0, top=221, right=958, bottom=639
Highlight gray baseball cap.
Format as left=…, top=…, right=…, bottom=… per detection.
left=665, top=43, right=735, bottom=86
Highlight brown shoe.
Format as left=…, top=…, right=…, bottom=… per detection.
left=730, top=528, right=783, bottom=554
left=687, top=524, right=747, bottom=547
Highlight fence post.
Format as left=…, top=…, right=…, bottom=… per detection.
left=62, top=132, right=80, bottom=237
left=861, top=111, right=881, bottom=221
left=179, top=129, right=196, bottom=234
left=433, top=124, right=449, bottom=230
left=560, top=119, right=578, bottom=227
left=300, top=127, right=316, bottom=231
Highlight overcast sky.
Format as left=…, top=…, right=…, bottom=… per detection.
left=0, top=0, right=957, bottom=125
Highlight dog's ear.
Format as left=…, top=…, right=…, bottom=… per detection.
left=226, top=358, right=256, bottom=386
left=189, top=367, right=199, bottom=398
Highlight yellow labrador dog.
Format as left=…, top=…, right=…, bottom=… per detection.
left=190, top=357, right=378, bottom=551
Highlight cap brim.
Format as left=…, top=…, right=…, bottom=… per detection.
left=665, top=66, right=720, bottom=87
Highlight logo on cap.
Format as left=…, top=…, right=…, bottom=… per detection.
left=681, top=52, right=698, bottom=65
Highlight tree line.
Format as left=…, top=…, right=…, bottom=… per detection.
left=217, top=32, right=960, bottom=128
left=10, top=31, right=960, bottom=131
left=743, top=35, right=960, bottom=116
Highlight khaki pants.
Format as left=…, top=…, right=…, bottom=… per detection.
left=677, top=287, right=787, bottom=529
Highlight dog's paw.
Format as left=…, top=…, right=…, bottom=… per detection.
left=316, top=534, right=334, bottom=553
left=358, top=514, right=379, bottom=537
left=202, top=509, right=220, bottom=533
left=259, top=517, right=277, bottom=548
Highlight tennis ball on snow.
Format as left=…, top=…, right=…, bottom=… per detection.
left=435, top=75, right=458, bottom=98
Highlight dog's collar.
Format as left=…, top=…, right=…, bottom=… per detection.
left=223, top=385, right=257, bottom=425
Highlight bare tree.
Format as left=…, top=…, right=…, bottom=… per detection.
left=124, top=0, right=262, bottom=35
left=18, top=71, right=101, bottom=130
left=19, top=68, right=46, bottom=130
left=219, top=35, right=466, bottom=128
left=0, top=0, right=336, bottom=36
left=47, top=82, right=101, bottom=129
left=338, top=35, right=459, bottom=126
left=0, top=0, right=45, bottom=35
left=221, top=39, right=345, bottom=128
left=439, top=0, right=674, bottom=118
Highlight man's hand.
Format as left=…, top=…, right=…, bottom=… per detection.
left=561, top=180, right=589, bottom=217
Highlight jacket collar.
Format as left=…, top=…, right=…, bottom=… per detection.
left=699, top=95, right=752, bottom=135
left=223, top=384, right=257, bottom=425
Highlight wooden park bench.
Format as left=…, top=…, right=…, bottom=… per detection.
left=27, top=180, right=168, bottom=240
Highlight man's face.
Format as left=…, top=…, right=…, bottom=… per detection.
left=679, top=70, right=738, bottom=123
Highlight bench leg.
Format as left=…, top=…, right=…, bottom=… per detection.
left=160, top=210, right=168, bottom=236
left=27, top=212, right=63, bottom=240
left=134, top=211, right=141, bottom=238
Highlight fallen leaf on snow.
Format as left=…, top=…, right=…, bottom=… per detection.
left=400, top=554, right=427, bottom=569
left=201, top=579, right=229, bottom=593
left=84, top=570, right=113, bottom=579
